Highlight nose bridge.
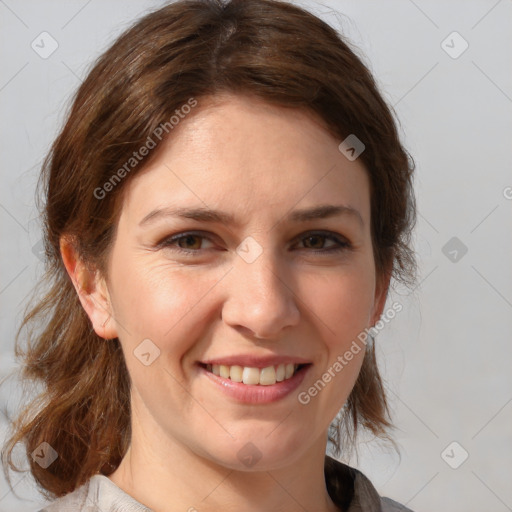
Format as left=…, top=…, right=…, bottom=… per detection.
left=222, top=239, right=300, bottom=338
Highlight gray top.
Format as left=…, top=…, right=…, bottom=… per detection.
left=38, top=456, right=414, bottom=512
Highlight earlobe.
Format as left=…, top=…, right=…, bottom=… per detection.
left=59, top=235, right=118, bottom=340
left=88, top=278, right=118, bottom=340
left=370, top=267, right=392, bottom=327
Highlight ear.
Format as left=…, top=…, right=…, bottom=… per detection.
left=60, top=235, right=118, bottom=340
left=369, top=265, right=392, bottom=327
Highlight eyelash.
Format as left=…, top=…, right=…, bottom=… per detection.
left=157, top=230, right=351, bottom=256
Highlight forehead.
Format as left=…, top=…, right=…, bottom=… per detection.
left=120, top=94, right=370, bottom=226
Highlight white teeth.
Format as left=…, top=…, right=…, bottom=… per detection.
left=242, top=367, right=260, bottom=385
left=259, top=366, right=276, bottom=386
left=230, top=365, right=243, bottom=383
left=275, top=364, right=286, bottom=382
left=205, top=362, right=301, bottom=385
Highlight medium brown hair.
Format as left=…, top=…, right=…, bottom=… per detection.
left=2, top=0, right=416, bottom=500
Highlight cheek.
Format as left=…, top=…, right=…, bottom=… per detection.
left=298, top=264, right=376, bottom=346
left=108, top=263, right=225, bottom=411
left=110, top=258, right=224, bottom=354
left=299, top=268, right=374, bottom=412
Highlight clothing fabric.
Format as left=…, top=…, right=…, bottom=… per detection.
left=38, top=455, right=414, bottom=512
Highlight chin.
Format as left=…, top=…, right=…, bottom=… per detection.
left=198, top=429, right=311, bottom=472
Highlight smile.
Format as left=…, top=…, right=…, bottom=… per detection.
left=202, top=363, right=305, bottom=386
left=197, top=361, right=312, bottom=404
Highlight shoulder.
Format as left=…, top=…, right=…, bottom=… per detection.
left=36, top=480, right=90, bottom=511
left=324, top=455, right=415, bottom=512
left=381, top=496, right=415, bottom=511
left=381, top=498, right=413, bottom=512
left=36, top=474, right=152, bottom=511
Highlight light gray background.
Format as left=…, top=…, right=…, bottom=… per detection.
left=1, top=1, right=511, bottom=511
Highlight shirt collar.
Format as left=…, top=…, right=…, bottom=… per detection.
left=325, top=455, right=383, bottom=511
left=87, top=455, right=382, bottom=512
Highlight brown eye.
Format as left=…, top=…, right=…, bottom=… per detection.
left=159, top=232, right=216, bottom=254
left=177, top=234, right=203, bottom=250
left=296, top=231, right=351, bottom=253
left=302, top=234, right=327, bottom=249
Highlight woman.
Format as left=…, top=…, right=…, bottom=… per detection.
left=2, top=0, right=417, bottom=510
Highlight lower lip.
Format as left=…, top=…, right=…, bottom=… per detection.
left=197, top=364, right=311, bottom=404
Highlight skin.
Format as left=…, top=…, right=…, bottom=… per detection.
left=61, top=93, right=390, bottom=512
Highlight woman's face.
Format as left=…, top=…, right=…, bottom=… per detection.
left=84, top=94, right=388, bottom=470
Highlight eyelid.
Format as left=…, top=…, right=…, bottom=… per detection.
left=157, top=229, right=352, bottom=255
left=156, top=230, right=217, bottom=250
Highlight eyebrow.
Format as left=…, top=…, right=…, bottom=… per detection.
left=139, top=204, right=364, bottom=228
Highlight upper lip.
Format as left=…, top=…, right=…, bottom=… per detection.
left=199, top=354, right=312, bottom=368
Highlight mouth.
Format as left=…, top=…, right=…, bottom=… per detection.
left=198, top=362, right=310, bottom=386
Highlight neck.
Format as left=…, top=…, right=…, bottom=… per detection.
left=108, top=407, right=341, bottom=512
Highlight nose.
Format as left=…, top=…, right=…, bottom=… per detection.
left=222, top=248, right=301, bottom=340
